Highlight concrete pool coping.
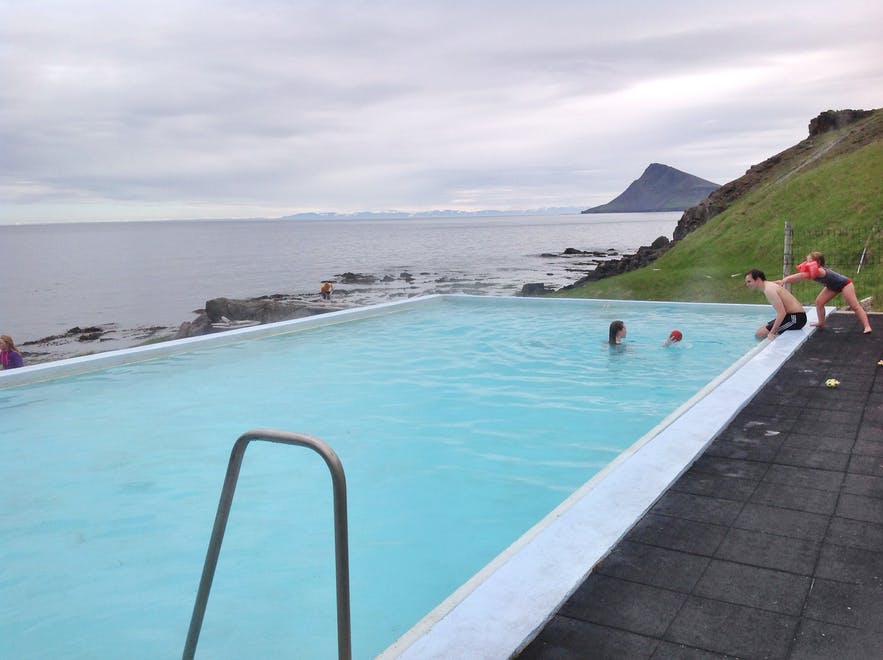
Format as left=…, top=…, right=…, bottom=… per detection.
left=1, top=295, right=828, bottom=659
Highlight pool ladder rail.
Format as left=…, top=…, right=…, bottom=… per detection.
left=182, top=429, right=352, bottom=660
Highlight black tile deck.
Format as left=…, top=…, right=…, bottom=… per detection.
left=518, top=313, right=883, bottom=659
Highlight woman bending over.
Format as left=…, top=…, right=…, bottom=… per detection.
left=777, top=252, right=872, bottom=333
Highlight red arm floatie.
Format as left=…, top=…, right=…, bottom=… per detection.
left=796, top=261, right=820, bottom=278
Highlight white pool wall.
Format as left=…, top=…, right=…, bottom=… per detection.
left=0, top=295, right=433, bottom=388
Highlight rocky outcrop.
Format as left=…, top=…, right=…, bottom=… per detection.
left=175, top=296, right=345, bottom=339
left=675, top=109, right=877, bottom=240
left=809, top=109, right=874, bottom=136
left=559, top=236, right=671, bottom=288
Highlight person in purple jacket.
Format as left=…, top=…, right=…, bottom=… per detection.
left=1, top=335, right=24, bottom=369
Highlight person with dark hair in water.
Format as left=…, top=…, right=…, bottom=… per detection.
left=608, top=320, right=626, bottom=345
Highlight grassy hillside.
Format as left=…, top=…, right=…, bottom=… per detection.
left=556, top=110, right=883, bottom=310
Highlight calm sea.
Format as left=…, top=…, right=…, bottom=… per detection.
left=1, top=212, right=678, bottom=353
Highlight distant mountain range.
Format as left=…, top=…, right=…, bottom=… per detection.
left=263, top=163, right=717, bottom=220
left=582, top=163, right=720, bottom=214
left=278, top=207, right=585, bottom=221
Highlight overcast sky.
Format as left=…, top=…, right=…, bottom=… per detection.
left=1, top=0, right=881, bottom=224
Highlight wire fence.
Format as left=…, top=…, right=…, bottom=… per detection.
left=788, top=226, right=882, bottom=274
left=783, top=224, right=881, bottom=306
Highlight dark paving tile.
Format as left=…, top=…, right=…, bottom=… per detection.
left=854, top=435, right=883, bottom=457
left=842, top=472, right=883, bottom=499
left=624, top=513, right=727, bottom=557
left=804, top=394, right=868, bottom=413
left=664, top=595, right=798, bottom=659
left=689, top=456, right=768, bottom=482
left=781, top=431, right=854, bottom=454
left=559, top=575, right=687, bottom=638
left=856, top=424, right=883, bottom=444
left=848, top=453, right=883, bottom=477
left=815, top=543, right=883, bottom=585
left=861, top=402, right=883, bottom=425
left=730, top=407, right=799, bottom=428
left=715, top=527, right=819, bottom=575
left=705, top=436, right=781, bottom=462
left=748, top=481, right=838, bottom=516
left=649, top=641, right=732, bottom=659
left=691, top=559, right=811, bottom=616
left=762, top=464, right=844, bottom=492
left=649, top=492, right=744, bottom=527
left=825, top=516, right=883, bottom=552
left=773, top=445, right=851, bottom=471
left=836, top=493, right=883, bottom=524
left=732, top=503, right=829, bottom=542
left=759, top=377, right=813, bottom=394
left=807, top=385, right=870, bottom=403
left=671, top=470, right=757, bottom=502
left=595, top=541, right=710, bottom=593
left=517, top=616, right=658, bottom=660
left=716, top=420, right=789, bottom=442
left=803, top=577, right=883, bottom=631
left=790, top=618, right=883, bottom=660
left=790, top=416, right=859, bottom=438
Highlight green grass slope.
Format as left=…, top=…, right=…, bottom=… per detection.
left=557, top=110, right=883, bottom=310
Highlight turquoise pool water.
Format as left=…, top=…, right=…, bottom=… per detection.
left=1, top=296, right=765, bottom=658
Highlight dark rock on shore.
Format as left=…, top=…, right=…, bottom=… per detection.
left=559, top=236, right=671, bottom=289
left=175, top=296, right=346, bottom=339
left=519, top=283, right=556, bottom=296
left=22, top=325, right=113, bottom=347
left=337, top=272, right=377, bottom=284
left=19, top=323, right=174, bottom=365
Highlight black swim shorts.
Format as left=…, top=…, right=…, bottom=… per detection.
left=766, top=312, right=808, bottom=334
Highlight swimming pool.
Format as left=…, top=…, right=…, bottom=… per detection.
left=0, top=296, right=812, bottom=658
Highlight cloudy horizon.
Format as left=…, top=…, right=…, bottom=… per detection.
left=1, top=0, right=881, bottom=224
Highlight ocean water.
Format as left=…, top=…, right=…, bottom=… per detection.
left=0, top=212, right=678, bottom=351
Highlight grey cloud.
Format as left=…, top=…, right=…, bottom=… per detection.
left=1, top=0, right=881, bottom=222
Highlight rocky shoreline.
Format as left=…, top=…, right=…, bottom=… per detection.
left=17, top=245, right=647, bottom=365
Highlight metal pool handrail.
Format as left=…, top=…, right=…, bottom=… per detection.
left=182, top=429, right=351, bottom=660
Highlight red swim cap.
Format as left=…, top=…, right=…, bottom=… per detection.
left=669, top=330, right=683, bottom=341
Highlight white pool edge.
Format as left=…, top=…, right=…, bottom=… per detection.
left=0, top=296, right=441, bottom=388
left=379, top=305, right=829, bottom=660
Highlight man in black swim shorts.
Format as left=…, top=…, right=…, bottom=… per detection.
left=745, top=269, right=808, bottom=339
left=764, top=312, right=807, bottom=335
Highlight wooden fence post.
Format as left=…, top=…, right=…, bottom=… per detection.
left=783, top=221, right=793, bottom=289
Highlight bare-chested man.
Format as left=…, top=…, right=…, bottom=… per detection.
left=744, top=269, right=807, bottom=339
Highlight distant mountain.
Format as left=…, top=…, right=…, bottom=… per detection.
left=582, top=163, right=720, bottom=213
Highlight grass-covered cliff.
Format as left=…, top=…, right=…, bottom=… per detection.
left=556, top=109, right=883, bottom=310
